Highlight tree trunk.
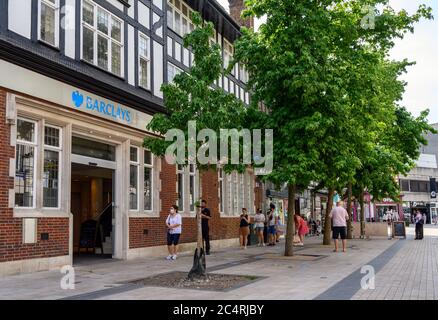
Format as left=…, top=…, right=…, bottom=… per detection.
left=188, top=172, right=206, bottom=280
left=323, top=188, right=335, bottom=245
left=346, top=183, right=353, bottom=239
left=284, top=184, right=296, bottom=256
left=360, top=189, right=365, bottom=238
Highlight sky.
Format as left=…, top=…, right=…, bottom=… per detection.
left=217, top=0, right=438, bottom=124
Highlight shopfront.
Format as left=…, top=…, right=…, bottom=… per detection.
left=0, top=60, right=161, bottom=273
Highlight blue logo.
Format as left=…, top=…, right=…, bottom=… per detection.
left=72, top=90, right=84, bottom=108
left=71, top=90, right=132, bottom=124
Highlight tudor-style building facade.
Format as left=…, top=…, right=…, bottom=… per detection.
left=0, top=0, right=259, bottom=276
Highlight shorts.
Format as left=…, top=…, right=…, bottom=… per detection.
left=167, top=233, right=181, bottom=246
left=332, top=226, right=347, bottom=240
left=268, top=225, right=276, bottom=235
left=256, top=226, right=264, bottom=233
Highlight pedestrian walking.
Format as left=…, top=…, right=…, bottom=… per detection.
left=267, top=204, right=277, bottom=246
left=200, top=199, right=211, bottom=255
left=415, top=210, right=424, bottom=240
left=165, top=205, right=182, bottom=260
left=329, top=201, right=349, bottom=253
left=239, top=208, right=250, bottom=249
left=254, top=209, right=266, bottom=246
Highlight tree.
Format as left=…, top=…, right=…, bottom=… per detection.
left=234, top=0, right=432, bottom=251
left=144, top=13, right=247, bottom=279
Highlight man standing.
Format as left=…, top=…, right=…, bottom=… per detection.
left=329, top=201, right=349, bottom=252
left=200, top=199, right=211, bottom=255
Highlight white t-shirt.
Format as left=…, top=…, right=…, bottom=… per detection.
left=254, top=213, right=265, bottom=228
left=167, top=213, right=182, bottom=234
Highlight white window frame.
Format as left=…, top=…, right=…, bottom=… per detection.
left=15, top=118, right=38, bottom=209
left=189, top=164, right=196, bottom=213
left=218, top=168, right=224, bottom=214
left=167, top=62, right=183, bottom=83
left=138, top=32, right=151, bottom=90
left=177, top=164, right=185, bottom=212
left=81, top=0, right=125, bottom=77
left=167, top=0, right=195, bottom=37
left=42, top=124, right=63, bottom=210
left=129, top=146, right=140, bottom=211
left=143, top=149, right=154, bottom=213
left=38, top=0, right=60, bottom=48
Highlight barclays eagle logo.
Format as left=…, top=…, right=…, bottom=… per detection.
left=72, top=90, right=84, bottom=108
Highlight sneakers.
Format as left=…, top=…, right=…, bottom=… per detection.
left=166, top=255, right=172, bottom=260
left=171, top=255, right=177, bottom=260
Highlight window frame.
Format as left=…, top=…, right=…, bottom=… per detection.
left=42, top=124, right=63, bottom=210
left=138, top=32, right=151, bottom=90
left=38, top=0, right=60, bottom=48
left=143, top=148, right=154, bottom=212
left=167, top=0, right=195, bottom=38
left=129, top=146, right=140, bottom=211
left=80, top=0, right=125, bottom=77
left=189, top=164, right=196, bottom=213
left=15, top=118, right=39, bottom=209
left=176, top=164, right=185, bottom=212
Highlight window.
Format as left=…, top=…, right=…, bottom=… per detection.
left=72, top=136, right=115, bottom=161
left=409, top=180, right=429, bottom=193
left=144, top=149, right=153, bottom=211
left=218, top=168, right=224, bottom=213
left=82, top=0, right=124, bottom=76
left=167, top=63, right=182, bottom=83
left=239, top=65, right=248, bottom=83
left=189, top=164, right=196, bottom=212
left=223, top=40, right=234, bottom=74
left=129, top=147, right=139, bottom=210
left=167, top=36, right=173, bottom=56
left=43, top=125, right=62, bottom=208
left=227, top=173, right=232, bottom=214
left=400, top=180, right=410, bottom=192
left=167, top=0, right=195, bottom=37
left=139, top=33, right=151, bottom=90
left=39, top=0, right=59, bottom=47
left=233, top=172, right=238, bottom=214
left=239, top=173, right=245, bottom=210
left=15, top=119, right=37, bottom=208
left=177, top=164, right=184, bottom=211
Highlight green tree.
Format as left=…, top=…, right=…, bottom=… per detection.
left=234, top=0, right=432, bottom=253
left=144, top=13, right=247, bottom=279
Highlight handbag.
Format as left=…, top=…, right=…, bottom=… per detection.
left=293, top=234, right=301, bottom=243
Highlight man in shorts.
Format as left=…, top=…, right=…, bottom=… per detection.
left=329, top=200, right=349, bottom=252
left=267, top=204, right=277, bottom=246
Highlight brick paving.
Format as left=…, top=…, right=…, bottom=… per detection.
left=0, top=225, right=437, bottom=300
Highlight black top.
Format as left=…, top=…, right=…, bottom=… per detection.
left=202, top=208, right=211, bottom=230
left=240, top=214, right=249, bottom=227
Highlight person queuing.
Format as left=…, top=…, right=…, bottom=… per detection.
left=239, top=208, right=250, bottom=249
left=254, top=209, right=266, bottom=246
left=329, top=201, right=349, bottom=253
left=165, top=205, right=182, bottom=260
left=267, top=204, right=277, bottom=246
left=200, top=199, right=211, bottom=255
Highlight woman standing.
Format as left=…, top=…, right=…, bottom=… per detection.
left=165, top=205, right=182, bottom=260
left=254, top=209, right=266, bottom=246
left=415, top=210, right=424, bottom=240
left=239, top=208, right=250, bottom=249
left=294, top=213, right=309, bottom=246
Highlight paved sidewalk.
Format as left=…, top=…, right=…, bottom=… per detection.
left=0, top=226, right=436, bottom=300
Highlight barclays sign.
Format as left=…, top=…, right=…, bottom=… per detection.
left=71, top=90, right=132, bottom=124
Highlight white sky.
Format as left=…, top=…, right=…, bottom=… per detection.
left=217, top=0, right=438, bottom=123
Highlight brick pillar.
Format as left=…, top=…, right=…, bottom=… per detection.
left=228, top=0, right=254, bottom=29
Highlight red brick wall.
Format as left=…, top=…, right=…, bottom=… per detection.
left=0, top=89, right=69, bottom=263
left=129, top=161, right=240, bottom=249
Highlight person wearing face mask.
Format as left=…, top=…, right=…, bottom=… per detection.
left=165, top=205, right=182, bottom=260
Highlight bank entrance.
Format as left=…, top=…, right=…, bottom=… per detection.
left=71, top=136, right=116, bottom=264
